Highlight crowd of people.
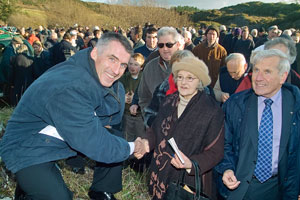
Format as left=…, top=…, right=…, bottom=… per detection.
left=0, top=22, right=299, bottom=200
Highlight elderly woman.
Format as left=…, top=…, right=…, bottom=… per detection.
left=138, top=56, right=224, bottom=200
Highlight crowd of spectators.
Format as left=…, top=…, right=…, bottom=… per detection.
left=0, top=22, right=300, bottom=200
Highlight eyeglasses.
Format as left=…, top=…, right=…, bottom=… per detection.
left=176, top=75, right=198, bottom=82
left=157, top=42, right=177, bottom=48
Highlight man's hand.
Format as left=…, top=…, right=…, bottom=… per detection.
left=222, top=169, right=240, bottom=190
left=129, top=104, right=138, bottom=115
left=221, top=92, right=230, bottom=103
left=125, top=91, right=134, bottom=104
left=133, top=137, right=149, bottom=159
left=170, top=150, right=192, bottom=170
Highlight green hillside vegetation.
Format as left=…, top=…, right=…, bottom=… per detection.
left=1, top=0, right=299, bottom=30
left=187, top=1, right=300, bottom=29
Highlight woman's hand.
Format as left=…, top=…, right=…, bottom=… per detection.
left=170, top=150, right=192, bottom=170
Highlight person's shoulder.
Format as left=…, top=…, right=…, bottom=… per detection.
left=134, top=44, right=146, bottom=52
left=143, top=56, right=159, bottom=72
left=225, top=89, right=253, bottom=109
left=217, top=43, right=226, bottom=51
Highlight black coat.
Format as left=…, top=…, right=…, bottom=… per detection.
left=33, top=50, right=52, bottom=79
left=10, top=53, right=34, bottom=105
left=51, top=40, right=77, bottom=65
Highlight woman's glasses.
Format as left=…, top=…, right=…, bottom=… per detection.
left=176, top=75, right=198, bottom=82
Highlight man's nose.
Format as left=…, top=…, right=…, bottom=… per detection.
left=255, top=71, right=264, bottom=81
left=111, top=63, right=121, bottom=75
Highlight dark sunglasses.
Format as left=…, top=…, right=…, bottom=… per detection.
left=157, top=42, right=177, bottom=48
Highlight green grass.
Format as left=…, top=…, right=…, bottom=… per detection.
left=0, top=107, right=151, bottom=199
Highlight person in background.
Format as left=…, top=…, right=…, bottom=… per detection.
left=32, top=40, right=52, bottom=79
left=120, top=53, right=145, bottom=142
left=213, top=53, right=248, bottom=103
left=43, top=32, right=58, bottom=50
left=182, top=30, right=195, bottom=51
left=131, top=25, right=145, bottom=50
left=255, top=25, right=279, bottom=49
left=88, top=29, right=103, bottom=48
left=134, top=27, right=158, bottom=59
left=0, top=36, right=24, bottom=92
left=9, top=44, right=34, bottom=106
left=251, top=28, right=259, bottom=44
left=233, top=26, right=255, bottom=63
left=193, top=25, right=227, bottom=88
left=51, top=32, right=77, bottom=65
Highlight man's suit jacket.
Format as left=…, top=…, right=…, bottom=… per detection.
left=227, top=88, right=294, bottom=200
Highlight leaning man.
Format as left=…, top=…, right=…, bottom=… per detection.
left=0, top=32, right=145, bottom=199
left=216, top=49, right=300, bottom=200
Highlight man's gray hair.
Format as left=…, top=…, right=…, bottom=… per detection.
left=182, top=30, right=192, bottom=40
left=157, top=27, right=180, bottom=42
left=264, top=37, right=296, bottom=64
left=96, top=32, right=133, bottom=55
left=225, top=53, right=246, bottom=65
left=250, top=49, right=290, bottom=75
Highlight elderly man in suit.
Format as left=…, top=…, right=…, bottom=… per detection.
left=216, top=49, right=300, bottom=200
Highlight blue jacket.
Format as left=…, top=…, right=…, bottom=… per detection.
left=215, top=84, right=300, bottom=199
left=0, top=48, right=130, bottom=173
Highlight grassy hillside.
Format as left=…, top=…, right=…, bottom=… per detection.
left=2, top=0, right=299, bottom=30
left=5, top=0, right=190, bottom=29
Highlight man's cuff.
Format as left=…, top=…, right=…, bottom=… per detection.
left=129, top=142, right=135, bottom=155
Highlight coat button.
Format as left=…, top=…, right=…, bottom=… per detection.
left=253, top=161, right=256, bottom=164
left=45, top=139, right=50, bottom=143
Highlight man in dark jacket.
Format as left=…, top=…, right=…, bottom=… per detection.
left=50, top=32, right=78, bottom=65
left=213, top=53, right=248, bottom=103
left=0, top=32, right=148, bottom=200
left=216, top=49, right=300, bottom=200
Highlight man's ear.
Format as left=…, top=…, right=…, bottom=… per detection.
left=244, top=63, right=248, bottom=71
left=90, top=47, right=98, bottom=60
left=280, top=71, right=289, bottom=84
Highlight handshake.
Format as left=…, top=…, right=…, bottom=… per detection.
left=133, top=137, right=150, bottom=159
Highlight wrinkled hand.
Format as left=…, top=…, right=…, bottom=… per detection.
left=222, top=169, right=240, bottom=190
left=125, top=91, right=134, bottom=104
left=129, top=104, right=139, bottom=115
left=170, top=150, right=192, bottom=170
left=134, top=137, right=149, bottom=159
left=221, top=92, right=230, bottom=103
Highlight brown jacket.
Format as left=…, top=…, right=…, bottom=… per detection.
left=192, top=41, right=227, bottom=88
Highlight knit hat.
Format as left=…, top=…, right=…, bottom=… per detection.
left=205, top=25, right=220, bottom=37
left=172, top=57, right=211, bottom=87
left=12, top=36, right=23, bottom=44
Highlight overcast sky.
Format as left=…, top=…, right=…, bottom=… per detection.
left=82, top=0, right=290, bottom=9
